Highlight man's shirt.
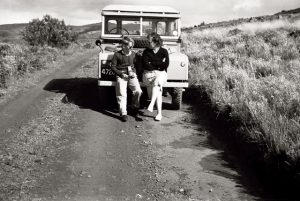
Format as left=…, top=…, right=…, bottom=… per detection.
left=111, top=50, right=136, bottom=75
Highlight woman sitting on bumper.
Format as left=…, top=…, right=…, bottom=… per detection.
left=142, top=33, right=169, bottom=121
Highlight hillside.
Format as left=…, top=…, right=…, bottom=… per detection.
left=70, top=23, right=102, bottom=41
left=276, top=7, right=300, bottom=15
left=184, top=7, right=300, bottom=31
left=0, top=23, right=27, bottom=42
left=1, top=6, right=300, bottom=42
left=70, top=22, right=101, bottom=34
left=0, top=22, right=102, bottom=42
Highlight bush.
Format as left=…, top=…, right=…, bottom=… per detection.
left=0, top=42, right=60, bottom=89
left=0, top=61, right=10, bottom=88
left=0, top=43, right=11, bottom=57
left=21, top=15, right=78, bottom=48
left=82, top=42, right=93, bottom=49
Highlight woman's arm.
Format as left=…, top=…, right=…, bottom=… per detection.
left=142, top=50, right=156, bottom=71
left=152, top=49, right=169, bottom=71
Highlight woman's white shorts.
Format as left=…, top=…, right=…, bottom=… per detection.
left=143, top=70, right=168, bottom=87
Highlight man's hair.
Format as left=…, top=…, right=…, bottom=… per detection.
left=121, top=36, right=134, bottom=48
left=147, top=32, right=163, bottom=46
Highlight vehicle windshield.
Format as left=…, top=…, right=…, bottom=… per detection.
left=142, top=18, right=178, bottom=36
left=104, top=16, right=179, bottom=37
left=104, top=16, right=140, bottom=35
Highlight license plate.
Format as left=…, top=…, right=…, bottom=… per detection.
left=100, top=60, right=115, bottom=81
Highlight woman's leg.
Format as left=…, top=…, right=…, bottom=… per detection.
left=147, top=85, right=160, bottom=112
left=147, top=71, right=167, bottom=118
left=155, top=86, right=163, bottom=121
left=153, top=71, right=167, bottom=120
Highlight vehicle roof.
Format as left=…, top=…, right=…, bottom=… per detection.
left=102, top=4, right=180, bottom=14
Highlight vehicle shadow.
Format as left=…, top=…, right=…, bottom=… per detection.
left=43, top=78, right=121, bottom=120
left=43, top=78, right=175, bottom=121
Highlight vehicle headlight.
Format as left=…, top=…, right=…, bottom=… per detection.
left=180, top=62, right=186, bottom=67
left=172, top=30, right=178, bottom=36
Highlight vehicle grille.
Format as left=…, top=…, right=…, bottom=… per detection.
left=133, top=39, right=149, bottom=48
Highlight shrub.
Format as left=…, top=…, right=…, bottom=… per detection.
left=21, top=15, right=78, bottom=48
left=0, top=43, right=11, bottom=57
left=228, top=28, right=242, bottom=36
left=0, top=42, right=60, bottom=89
left=280, top=44, right=300, bottom=61
left=0, top=61, right=10, bottom=88
left=83, top=42, right=93, bottom=49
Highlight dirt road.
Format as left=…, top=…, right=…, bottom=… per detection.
left=0, top=49, right=278, bottom=201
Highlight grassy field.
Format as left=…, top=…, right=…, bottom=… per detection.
left=0, top=41, right=95, bottom=102
left=0, top=23, right=27, bottom=43
left=0, top=42, right=58, bottom=87
left=182, top=19, right=300, bottom=175
left=0, top=19, right=100, bottom=95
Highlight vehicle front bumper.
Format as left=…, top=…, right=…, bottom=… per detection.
left=98, top=80, right=189, bottom=88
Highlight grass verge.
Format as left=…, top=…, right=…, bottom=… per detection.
left=182, top=19, right=300, bottom=192
left=0, top=41, right=95, bottom=104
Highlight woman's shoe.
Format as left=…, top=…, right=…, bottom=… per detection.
left=147, top=105, right=154, bottom=112
left=155, top=114, right=162, bottom=121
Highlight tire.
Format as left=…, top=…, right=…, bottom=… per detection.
left=171, top=88, right=183, bottom=110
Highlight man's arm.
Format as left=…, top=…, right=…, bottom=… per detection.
left=111, top=53, right=123, bottom=76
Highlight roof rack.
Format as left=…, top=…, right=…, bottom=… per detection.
left=102, top=4, right=180, bottom=17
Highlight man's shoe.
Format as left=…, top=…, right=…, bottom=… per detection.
left=134, top=110, right=143, bottom=122
left=132, top=108, right=139, bottom=117
left=121, top=115, right=128, bottom=122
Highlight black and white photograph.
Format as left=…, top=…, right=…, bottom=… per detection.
left=0, top=0, right=300, bottom=200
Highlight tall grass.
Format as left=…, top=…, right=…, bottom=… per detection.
left=183, top=19, right=300, bottom=167
left=0, top=41, right=93, bottom=95
left=0, top=42, right=59, bottom=89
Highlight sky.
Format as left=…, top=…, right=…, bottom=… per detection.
left=0, top=0, right=299, bottom=26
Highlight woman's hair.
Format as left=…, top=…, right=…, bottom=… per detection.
left=121, top=36, right=134, bottom=48
left=147, top=32, right=163, bottom=47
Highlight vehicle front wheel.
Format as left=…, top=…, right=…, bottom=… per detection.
left=171, top=88, right=183, bottom=110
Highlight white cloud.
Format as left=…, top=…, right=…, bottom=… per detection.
left=233, top=0, right=262, bottom=12
left=0, top=0, right=299, bottom=26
